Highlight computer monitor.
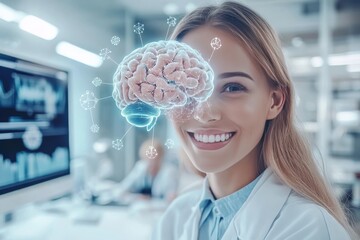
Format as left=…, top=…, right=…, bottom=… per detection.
left=0, top=52, right=72, bottom=214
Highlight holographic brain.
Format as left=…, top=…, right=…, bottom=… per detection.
left=112, top=40, right=214, bottom=130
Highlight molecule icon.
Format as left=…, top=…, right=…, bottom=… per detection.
left=80, top=90, right=98, bottom=110
left=208, top=37, right=222, bottom=62
left=133, top=22, right=145, bottom=46
left=99, top=48, right=112, bottom=61
left=146, top=145, right=158, bottom=159
left=133, top=22, right=144, bottom=34
left=164, top=139, right=175, bottom=149
left=165, top=17, right=177, bottom=40
left=210, top=37, right=222, bottom=50
left=112, top=139, right=124, bottom=150
left=111, top=36, right=121, bottom=46
left=92, top=77, right=102, bottom=87
left=90, top=124, right=100, bottom=133
left=166, top=16, right=177, bottom=27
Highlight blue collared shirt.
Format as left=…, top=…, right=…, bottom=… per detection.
left=198, top=174, right=262, bottom=240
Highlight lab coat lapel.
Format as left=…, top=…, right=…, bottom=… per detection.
left=222, top=168, right=292, bottom=240
left=179, top=206, right=201, bottom=240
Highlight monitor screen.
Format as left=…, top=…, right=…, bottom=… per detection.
left=0, top=52, right=70, bottom=196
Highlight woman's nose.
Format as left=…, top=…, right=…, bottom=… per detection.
left=193, top=99, right=221, bottom=123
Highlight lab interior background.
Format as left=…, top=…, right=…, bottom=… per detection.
left=0, top=0, right=359, bottom=202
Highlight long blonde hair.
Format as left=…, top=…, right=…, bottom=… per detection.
left=171, top=1, right=356, bottom=238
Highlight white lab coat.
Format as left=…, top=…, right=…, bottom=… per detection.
left=116, top=159, right=179, bottom=199
left=153, top=167, right=351, bottom=240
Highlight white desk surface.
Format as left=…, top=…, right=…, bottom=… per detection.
left=0, top=199, right=166, bottom=240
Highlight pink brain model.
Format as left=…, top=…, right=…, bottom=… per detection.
left=112, top=40, right=214, bottom=110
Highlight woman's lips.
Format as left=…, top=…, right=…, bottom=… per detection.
left=187, top=131, right=235, bottom=150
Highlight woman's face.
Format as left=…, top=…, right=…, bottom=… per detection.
left=170, top=25, right=278, bottom=174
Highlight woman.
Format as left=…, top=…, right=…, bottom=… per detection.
left=153, top=1, right=356, bottom=240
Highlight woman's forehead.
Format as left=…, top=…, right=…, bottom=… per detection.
left=182, top=26, right=261, bottom=80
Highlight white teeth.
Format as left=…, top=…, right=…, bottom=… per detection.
left=193, top=132, right=233, bottom=143
left=225, top=133, right=230, bottom=140
left=220, top=134, right=225, bottom=141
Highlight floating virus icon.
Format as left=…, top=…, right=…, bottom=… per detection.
left=210, top=37, right=222, bottom=50
left=165, top=17, right=177, bottom=40
left=99, top=48, right=112, bottom=61
left=146, top=145, right=158, bottom=159
left=133, top=22, right=144, bottom=35
left=90, top=124, right=100, bottom=133
left=164, top=139, right=175, bottom=149
left=209, top=37, right=222, bottom=62
left=112, top=139, right=124, bottom=151
left=92, top=77, right=102, bottom=87
left=111, top=36, right=121, bottom=46
left=80, top=90, right=98, bottom=110
left=166, top=16, right=177, bottom=27
left=133, top=22, right=145, bottom=46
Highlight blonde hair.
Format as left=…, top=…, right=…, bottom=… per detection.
left=171, top=1, right=356, bottom=238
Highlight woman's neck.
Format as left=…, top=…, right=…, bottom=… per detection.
left=207, top=147, right=262, bottom=199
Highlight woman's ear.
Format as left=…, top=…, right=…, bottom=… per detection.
left=266, top=89, right=285, bottom=120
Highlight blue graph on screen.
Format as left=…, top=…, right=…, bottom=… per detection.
left=0, top=79, right=15, bottom=108
left=12, top=73, right=66, bottom=115
left=0, top=147, right=69, bottom=187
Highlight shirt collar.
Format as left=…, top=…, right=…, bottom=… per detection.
left=198, top=173, right=263, bottom=218
left=199, top=178, right=215, bottom=209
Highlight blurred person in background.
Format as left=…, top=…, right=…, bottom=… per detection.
left=115, top=138, right=179, bottom=202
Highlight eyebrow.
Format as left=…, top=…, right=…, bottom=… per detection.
left=217, top=72, right=254, bottom=81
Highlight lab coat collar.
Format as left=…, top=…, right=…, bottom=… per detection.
left=179, top=167, right=292, bottom=240
left=222, top=167, right=292, bottom=239
left=178, top=179, right=208, bottom=240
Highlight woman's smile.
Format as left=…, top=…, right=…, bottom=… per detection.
left=186, top=129, right=236, bottom=150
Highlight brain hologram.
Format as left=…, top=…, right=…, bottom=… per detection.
left=112, top=40, right=215, bottom=131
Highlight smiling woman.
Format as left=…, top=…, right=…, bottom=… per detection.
left=152, top=1, right=357, bottom=240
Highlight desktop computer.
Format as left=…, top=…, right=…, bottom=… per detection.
left=0, top=52, right=72, bottom=215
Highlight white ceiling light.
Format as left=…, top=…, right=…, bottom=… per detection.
left=0, top=3, right=21, bottom=22
left=56, top=41, right=103, bottom=68
left=164, top=3, right=179, bottom=15
left=19, top=15, right=58, bottom=40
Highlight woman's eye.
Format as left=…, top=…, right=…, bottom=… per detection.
left=222, top=83, right=246, bottom=93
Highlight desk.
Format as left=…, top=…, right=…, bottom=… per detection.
left=0, top=199, right=166, bottom=240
